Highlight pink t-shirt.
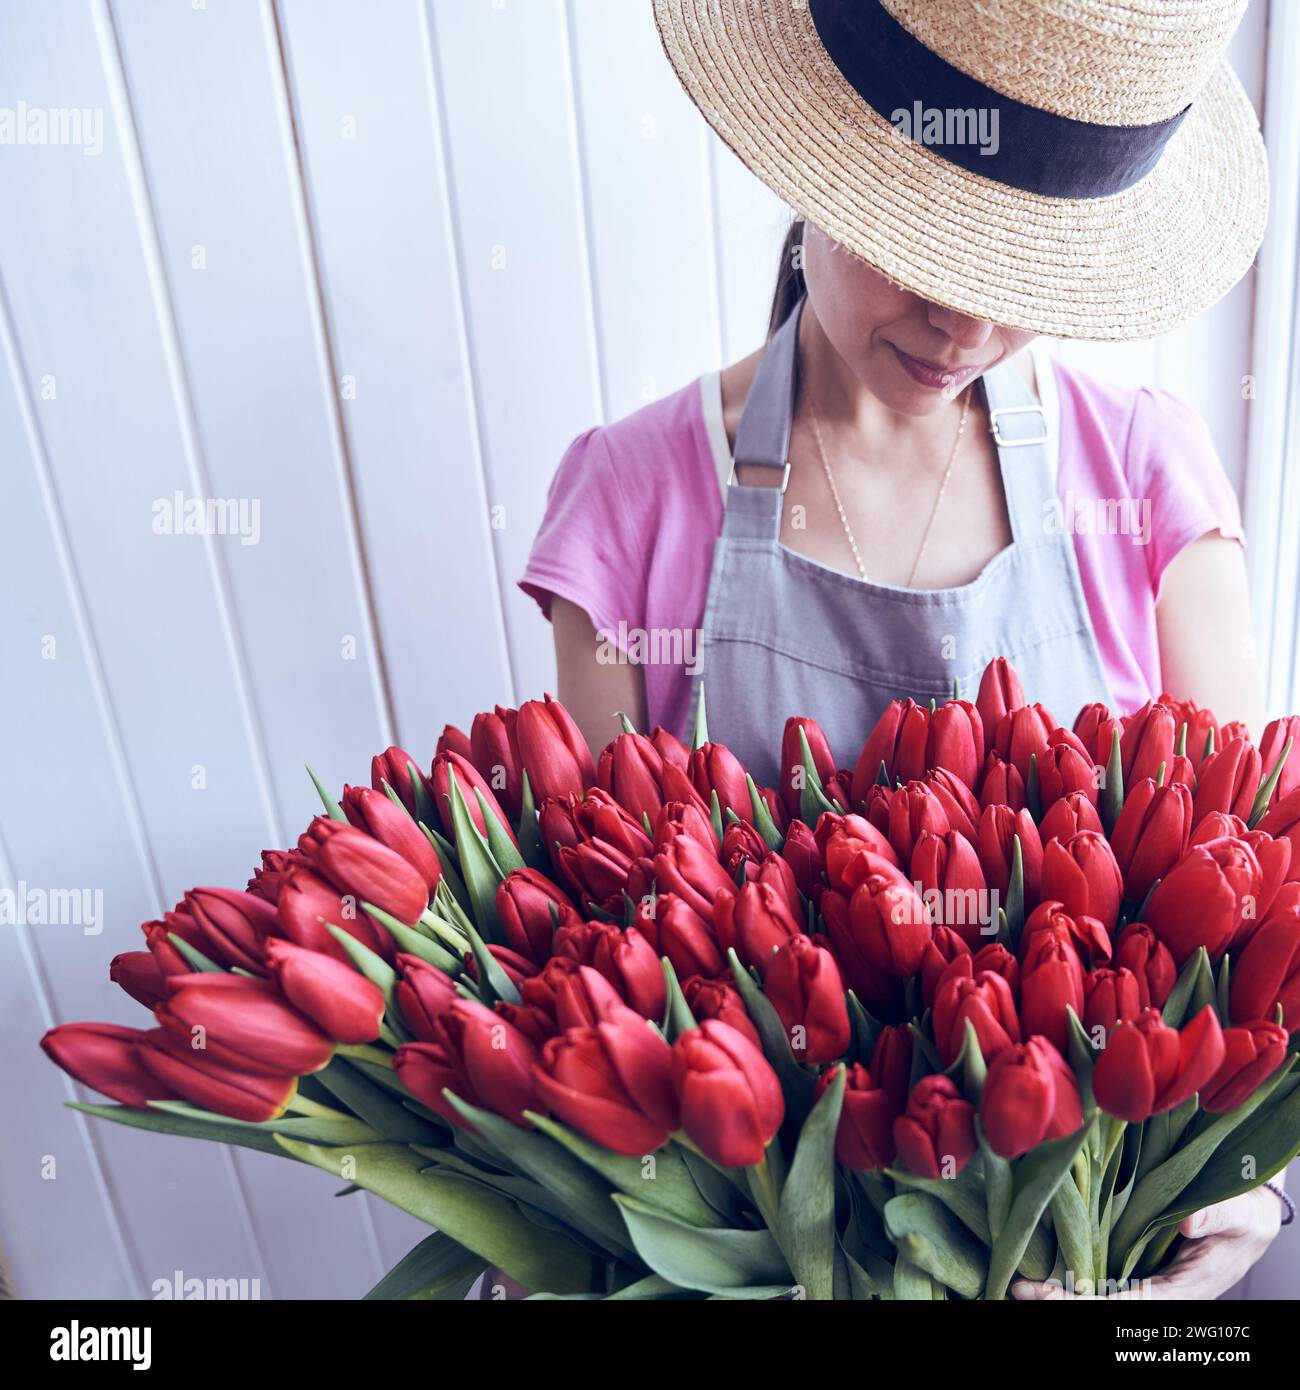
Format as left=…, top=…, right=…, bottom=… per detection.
left=520, top=358, right=1243, bottom=738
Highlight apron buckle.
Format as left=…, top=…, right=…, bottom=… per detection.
left=727, top=460, right=793, bottom=493
left=989, top=404, right=1049, bottom=448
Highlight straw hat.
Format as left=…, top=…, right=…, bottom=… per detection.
left=653, top=0, right=1268, bottom=340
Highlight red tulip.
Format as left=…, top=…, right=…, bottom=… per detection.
left=497, top=868, right=580, bottom=965
left=1192, top=738, right=1262, bottom=830
left=431, top=750, right=519, bottom=847
left=596, top=732, right=668, bottom=825
left=1037, top=740, right=1098, bottom=809
left=782, top=819, right=824, bottom=898
left=653, top=894, right=723, bottom=980
left=976, top=658, right=1026, bottom=737
left=1146, top=837, right=1263, bottom=965
left=469, top=705, right=523, bottom=820
left=819, top=889, right=903, bottom=1017
left=394, top=954, right=459, bottom=1041
left=1019, top=927, right=1085, bottom=1054
left=184, top=887, right=275, bottom=974
left=929, top=700, right=984, bottom=790
left=923, top=768, right=982, bottom=840
left=1020, top=899, right=1110, bottom=967
left=764, top=934, right=850, bottom=1064
left=689, top=741, right=751, bottom=820
left=1259, top=787, right=1300, bottom=864
left=342, top=784, right=443, bottom=893
left=887, top=781, right=951, bottom=865
left=137, top=1027, right=296, bottom=1122
left=435, top=724, right=474, bottom=762
left=681, top=976, right=761, bottom=1047
left=721, top=819, right=769, bottom=880
left=157, top=974, right=335, bottom=1077
left=652, top=798, right=718, bottom=852
left=569, top=788, right=655, bottom=858
left=921, top=925, right=973, bottom=1008
left=371, top=745, right=426, bottom=818
left=1120, top=701, right=1177, bottom=786
left=515, top=695, right=596, bottom=801
left=779, top=717, right=836, bottom=819
left=932, top=959, right=1020, bottom=1066
left=41, top=1021, right=175, bottom=1109
left=1260, top=717, right=1300, bottom=807
left=672, top=1020, right=784, bottom=1167
left=852, top=699, right=931, bottom=805
left=1073, top=701, right=1118, bottom=764
left=298, top=817, right=429, bottom=926
left=1189, top=812, right=1248, bottom=849
left=494, top=1000, right=557, bottom=1050
left=1230, top=909, right=1300, bottom=1029
left=893, top=1074, right=976, bottom=1179
left=1083, top=967, right=1143, bottom=1037
left=394, top=998, right=541, bottom=1128
left=992, top=704, right=1055, bottom=782
left=653, top=835, right=734, bottom=923
left=1113, top=922, right=1177, bottom=1010
left=981, top=1035, right=1083, bottom=1158
left=549, top=963, right=626, bottom=1029
left=1092, top=1005, right=1226, bottom=1122
left=553, top=920, right=665, bottom=1020
left=978, top=753, right=1026, bottom=812
left=846, top=865, right=932, bottom=977
left=534, top=1006, right=679, bottom=1155
left=110, top=951, right=168, bottom=1010
left=871, top=1025, right=914, bottom=1111
left=1039, top=792, right=1103, bottom=847
left=912, top=829, right=989, bottom=947
left=816, top=1063, right=897, bottom=1171
left=650, top=725, right=690, bottom=770
left=1201, top=1022, right=1288, bottom=1112
left=1109, top=779, right=1192, bottom=904
left=556, top=838, right=634, bottom=915
left=1040, top=831, right=1123, bottom=931
left=263, top=938, right=385, bottom=1044
left=276, top=865, right=390, bottom=962
left=247, top=848, right=302, bottom=904
left=715, top=880, right=803, bottom=973
left=463, top=943, right=537, bottom=994
left=976, top=804, right=1043, bottom=904
left=822, top=821, right=899, bottom=892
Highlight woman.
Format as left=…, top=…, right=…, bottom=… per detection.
left=521, top=0, right=1284, bottom=1296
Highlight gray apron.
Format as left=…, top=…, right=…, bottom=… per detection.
left=688, top=297, right=1111, bottom=786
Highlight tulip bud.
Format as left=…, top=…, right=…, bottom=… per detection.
left=978, top=753, right=1026, bottom=812
left=1109, top=778, right=1192, bottom=904
left=371, top=745, right=426, bottom=819
left=551, top=963, right=627, bottom=1029
left=431, top=750, right=519, bottom=848
left=110, top=951, right=168, bottom=1011
left=653, top=835, right=734, bottom=923
left=893, top=1074, right=977, bottom=1179
left=852, top=699, right=931, bottom=805
left=779, top=717, right=836, bottom=819
left=672, top=1020, right=784, bottom=1167
left=1192, top=738, right=1262, bottom=830
left=887, top=781, right=951, bottom=865
left=976, top=658, right=1026, bottom=738
left=137, top=1027, right=297, bottom=1122
left=923, top=768, right=982, bottom=840
left=1038, top=792, right=1103, bottom=847
left=870, top=1025, right=914, bottom=1111
left=1019, top=927, right=1085, bottom=1054
left=764, top=934, right=850, bottom=1064
left=497, top=868, right=581, bottom=965
left=1113, top=922, right=1177, bottom=1010
left=1146, top=836, right=1263, bottom=965
left=534, top=1005, right=679, bottom=1156
left=1120, top=701, right=1177, bottom=786
left=782, top=819, right=824, bottom=898
left=1229, top=907, right=1300, bottom=1029
left=715, top=879, right=803, bottom=971
left=556, top=837, right=635, bottom=916
left=247, top=848, right=303, bottom=904
left=653, top=798, right=718, bottom=852
left=394, top=998, right=542, bottom=1128
left=553, top=920, right=666, bottom=1020
left=820, top=889, right=903, bottom=1017
left=847, top=866, right=932, bottom=977
left=1040, top=831, right=1123, bottom=931
left=655, top=894, right=725, bottom=980
left=912, top=829, right=988, bottom=947
left=1083, top=967, right=1143, bottom=1037
left=976, top=804, right=1043, bottom=904
left=157, top=974, right=335, bottom=1077
left=435, top=724, right=474, bottom=761
left=928, top=700, right=984, bottom=790
left=650, top=725, right=690, bottom=770
left=515, top=695, right=596, bottom=801
left=1260, top=717, right=1300, bottom=807
left=920, top=925, right=973, bottom=1008
left=992, top=704, right=1055, bottom=782
left=597, top=732, right=669, bottom=826
left=276, top=864, right=390, bottom=962
left=1201, top=1022, right=1288, bottom=1112
left=263, top=938, right=385, bottom=1044
left=1092, top=1005, right=1226, bottom=1122
left=981, top=1036, right=1083, bottom=1158
left=341, top=783, right=443, bottom=892
left=298, top=817, right=429, bottom=926
left=689, top=741, right=751, bottom=821
left=470, top=706, right=523, bottom=820
left=932, top=959, right=1020, bottom=1066
left=816, top=1063, right=897, bottom=1171
left=394, top=954, right=460, bottom=1041
left=185, top=887, right=275, bottom=974
left=41, top=1021, right=174, bottom=1109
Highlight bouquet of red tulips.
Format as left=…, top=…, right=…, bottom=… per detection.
left=41, top=658, right=1300, bottom=1300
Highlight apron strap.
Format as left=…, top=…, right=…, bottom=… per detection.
left=732, top=297, right=805, bottom=480
left=980, top=357, right=1054, bottom=545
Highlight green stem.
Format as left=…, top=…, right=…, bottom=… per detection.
left=746, top=1148, right=782, bottom=1232
left=336, top=1043, right=395, bottom=1068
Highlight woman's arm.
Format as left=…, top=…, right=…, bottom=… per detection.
left=552, top=596, right=648, bottom=761
left=1155, top=533, right=1267, bottom=736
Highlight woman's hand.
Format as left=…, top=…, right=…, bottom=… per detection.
left=1011, top=1187, right=1284, bottom=1300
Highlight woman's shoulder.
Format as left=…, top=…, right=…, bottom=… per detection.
left=563, top=376, right=716, bottom=482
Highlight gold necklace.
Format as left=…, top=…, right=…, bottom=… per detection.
left=808, top=384, right=972, bottom=586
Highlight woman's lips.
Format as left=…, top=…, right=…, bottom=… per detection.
left=890, top=344, right=983, bottom=391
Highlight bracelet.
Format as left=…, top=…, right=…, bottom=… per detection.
left=1265, top=1181, right=1295, bottom=1227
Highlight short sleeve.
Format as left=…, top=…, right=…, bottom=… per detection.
left=1126, top=387, right=1245, bottom=601
left=519, top=427, right=647, bottom=640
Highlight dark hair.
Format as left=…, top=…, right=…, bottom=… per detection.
left=767, top=219, right=806, bottom=337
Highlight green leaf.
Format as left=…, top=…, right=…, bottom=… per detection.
left=527, top=1112, right=724, bottom=1229
left=892, top=1255, right=939, bottom=1300
left=691, top=683, right=709, bottom=751
left=418, top=819, right=472, bottom=915
left=746, top=773, right=785, bottom=851
left=1050, top=1170, right=1092, bottom=1288
left=1026, top=754, right=1042, bottom=823
left=985, top=1121, right=1091, bottom=1300
left=367, top=905, right=463, bottom=975
left=364, top=1231, right=487, bottom=1300
left=69, top=1100, right=298, bottom=1160
left=516, top=770, right=548, bottom=873
left=884, top=1191, right=987, bottom=1300
left=776, top=1064, right=842, bottom=1300
left=461, top=914, right=522, bottom=1006
left=660, top=957, right=698, bottom=1042
left=709, top=789, right=724, bottom=846
left=1161, top=947, right=1211, bottom=1027
left=1004, top=836, right=1025, bottom=948
left=611, top=1194, right=790, bottom=1296
left=307, top=764, right=347, bottom=822
left=475, top=787, right=526, bottom=875
left=727, top=949, right=817, bottom=1121
left=442, top=1092, right=636, bottom=1261
left=327, top=923, right=397, bottom=1004
left=1250, top=736, right=1292, bottom=827
left=146, top=1099, right=380, bottom=1146
left=604, top=1274, right=695, bottom=1300
left=1101, top=728, right=1124, bottom=832
left=796, top=727, right=839, bottom=826
left=313, top=1057, right=444, bottom=1146
left=885, top=1164, right=991, bottom=1246
left=446, top=769, right=504, bottom=940
left=276, top=1138, right=593, bottom=1295
left=1217, top=953, right=1232, bottom=1025
left=167, top=931, right=224, bottom=974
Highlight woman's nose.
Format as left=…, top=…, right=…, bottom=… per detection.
left=926, top=302, right=996, bottom=350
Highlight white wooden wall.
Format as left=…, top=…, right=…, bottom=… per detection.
left=0, top=0, right=1285, bottom=1299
